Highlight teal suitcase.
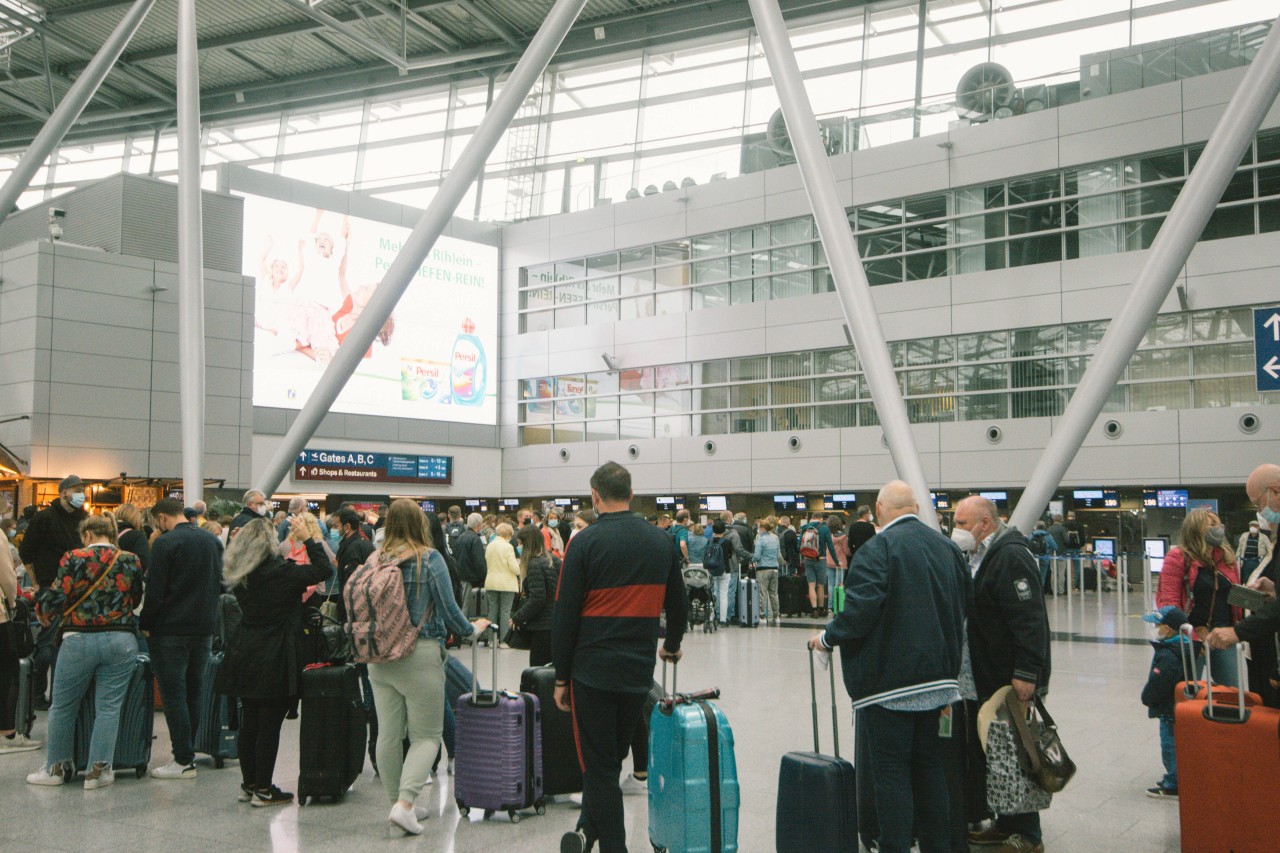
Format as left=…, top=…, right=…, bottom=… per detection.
left=648, top=664, right=739, bottom=853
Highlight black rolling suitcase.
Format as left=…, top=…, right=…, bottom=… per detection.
left=71, top=653, right=154, bottom=779
left=297, top=664, right=367, bottom=804
left=520, top=664, right=582, bottom=797
left=778, top=575, right=809, bottom=617
left=737, top=574, right=759, bottom=627
left=194, top=651, right=238, bottom=767
left=776, top=648, right=857, bottom=853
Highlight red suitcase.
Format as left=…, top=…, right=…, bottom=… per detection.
left=1175, top=644, right=1280, bottom=853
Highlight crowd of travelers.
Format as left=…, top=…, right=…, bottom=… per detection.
left=1, top=460, right=1278, bottom=853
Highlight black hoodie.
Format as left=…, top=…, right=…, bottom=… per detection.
left=968, top=526, right=1051, bottom=699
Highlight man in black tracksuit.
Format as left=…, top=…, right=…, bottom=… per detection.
left=953, top=496, right=1051, bottom=853
left=554, top=462, right=687, bottom=853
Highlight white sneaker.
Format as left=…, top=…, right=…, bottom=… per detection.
left=0, top=734, right=43, bottom=754
left=27, top=763, right=68, bottom=786
left=621, top=773, right=648, bottom=795
left=150, top=760, right=197, bottom=780
left=413, top=804, right=430, bottom=821
left=84, top=762, right=115, bottom=790
left=388, top=802, right=423, bottom=835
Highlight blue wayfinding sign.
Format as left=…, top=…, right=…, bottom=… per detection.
left=295, top=449, right=453, bottom=485
left=1254, top=307, right=1280, bottom=392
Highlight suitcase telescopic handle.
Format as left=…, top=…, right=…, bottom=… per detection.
left=662, top=658, right=678, bottom=697
left=806, top=646, right=841, bottom=758
left=1178, top=623, right=1195, bottom=697
left=1201, top=634, right=1250, bottom=724
left=470, top=624, right=499, bottom=706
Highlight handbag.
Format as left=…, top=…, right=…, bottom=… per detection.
left=984, top=716, right=1053, bottom=815
left=1008, top=693, right=1077, bottom=794
left=56, top=550, right=120, bottom=646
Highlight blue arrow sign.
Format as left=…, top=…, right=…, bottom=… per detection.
left=1254, top=306, right=1280, bottom=392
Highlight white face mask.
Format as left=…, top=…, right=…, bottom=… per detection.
left=951, top=528, right=977, bottom=553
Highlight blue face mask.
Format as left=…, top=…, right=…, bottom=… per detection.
left=1261, top=506, right=1280, bottom=526
left=547, top=519, right=558, bottom=529
left=69, top=492, right=86, bottom=509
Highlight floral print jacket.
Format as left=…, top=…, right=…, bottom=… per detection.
left=37, top=544, right=144, bottom=630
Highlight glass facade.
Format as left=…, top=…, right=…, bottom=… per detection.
left=517, top=308, right=1274, bottom=446
left=519, top=130, right=1280, bottom=331
left=0, top=1, right=1267, bottom=220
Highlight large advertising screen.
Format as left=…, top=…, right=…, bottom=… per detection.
left=242, top=195, right=498, bottom=425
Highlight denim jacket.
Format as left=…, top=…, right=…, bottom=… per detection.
left=753, top=531, right=780, bottom=568
left=398, top=548, right=474, bottom=647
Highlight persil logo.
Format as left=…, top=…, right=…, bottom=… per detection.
left=454, top=350, right=476, bottom=362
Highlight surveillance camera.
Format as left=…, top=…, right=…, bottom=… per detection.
left=601, top=353, right=619, bottom=372
left=48, top=208, right=66, bottom=221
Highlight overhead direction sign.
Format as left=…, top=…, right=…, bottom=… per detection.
left=1253, top=306, right=1280, bottom=391
left=295, top=449, right=453, bottom=485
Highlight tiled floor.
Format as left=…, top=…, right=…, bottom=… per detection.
left=0, top=582, right=1182, bottom=853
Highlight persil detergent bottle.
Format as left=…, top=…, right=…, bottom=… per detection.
left=451, top=318, right=487, bottom=406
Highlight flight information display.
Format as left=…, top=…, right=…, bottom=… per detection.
left=1073, top=489, right=1119, bottom=508
left=1142, top=489, right=1188, bottom=508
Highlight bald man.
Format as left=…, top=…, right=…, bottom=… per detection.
left=1207, top=465, right=1280, bottom=702
left=809, top=481, right=969, bottom=853
left=951, top=495, right=1051, bottom=852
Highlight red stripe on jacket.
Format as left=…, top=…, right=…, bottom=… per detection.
left=580, top=583, right=665, bottom=618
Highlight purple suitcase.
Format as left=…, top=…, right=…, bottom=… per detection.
left=454, top=627, right=545, bottom=823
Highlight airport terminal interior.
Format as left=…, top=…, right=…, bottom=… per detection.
left=1, top=0, right=1279, bottom=851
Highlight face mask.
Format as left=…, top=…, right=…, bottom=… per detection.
left=1259, top=506, right=1280, bottom=527
left=547, top=519, right=558, bottom=528
left=950, top=528, right=976, bottom=553
left=5, top=529, right=13, bottom=539
left=69, top=493, right=86, bottom=509
left=257, top=504, right=270, bottom=516
left=1205, top=525, right=1226, bottom=546
left=1250, top=526, right=1260, bottom=535
left=515, top=545, right=523, bottom=557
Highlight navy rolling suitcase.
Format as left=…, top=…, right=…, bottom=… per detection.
left=454, top=628, right=544, bottom=823
left=194, top=651, right=238, bottom=767
left=520, top=664, right=582, bottom=797
left=297, top=664, right=367, bottom=804
left=737, top=575, right=758, bottom=628
left=15, top=657, right=36, bottom=738
left=776, top=648, right=857, bottom=853
left=71, top=653, right=153, bottom=779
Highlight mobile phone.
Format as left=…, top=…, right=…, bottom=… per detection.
left=1228, top=583, right=1270, bottom=611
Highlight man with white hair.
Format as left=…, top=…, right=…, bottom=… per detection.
left=277, top=496, right=327, bottom=543
left=229, top=490, right=270, bottom=536
left=454, top=512, right=488, bottom=613
left=951, top=496, right=1051, bottom=853
left=810, top=481, right=969, bottom=853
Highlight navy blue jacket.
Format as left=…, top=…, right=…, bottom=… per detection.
left=139, top=522, right=223, bottom=636
left=969, top=527, right=1051, bottom=698
left=821, top=515, right=969, bottom=709
left=1141, top=636, right=1191, bottom=718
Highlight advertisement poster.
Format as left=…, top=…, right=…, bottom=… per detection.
left=242, top=195, right=499, bottom=425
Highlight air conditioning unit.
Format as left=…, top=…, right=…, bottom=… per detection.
left=955, top=63, right=1016, bottom=121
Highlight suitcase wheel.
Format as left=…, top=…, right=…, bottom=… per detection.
left=651, top=842, right=667, bottom=853
left=508, top=810, right=520, bottom=824
left=134, top=766, right=146, bottom=780
left=535, top=801, right=546, bottom=816
left=483, top=809, right=494, bottom=820
left=214, top=756, right=225, bottom=769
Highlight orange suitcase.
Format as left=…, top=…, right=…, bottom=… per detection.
left=1175, top=644, right=1280, bottom=853
left=1173, top=625, right=1262, bottom=705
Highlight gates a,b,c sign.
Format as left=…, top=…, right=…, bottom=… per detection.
left=1254, top=307, right=1280, bottom=392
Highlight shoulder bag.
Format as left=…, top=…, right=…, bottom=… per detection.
left=55, top=549, right=120, bottom=645
left=1006, top=692, right=1076, bottom=793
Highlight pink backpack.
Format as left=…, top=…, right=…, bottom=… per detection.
left=343, top=549, right=429, bottom=664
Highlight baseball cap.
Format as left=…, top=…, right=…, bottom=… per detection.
left=58, top=474, right=84, bottom=492
left=1141, top=605, right=1188, bottom=630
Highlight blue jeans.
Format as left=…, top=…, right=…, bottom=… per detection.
left=1158, top=714, right=1177, bottom=791
left=1196, top=643, right=1239, bottom=688
left=45, top=631, right=138, bottom=769
left=825, top=566, right=842, bottom=598
left=725, top=572, right=740, bottom=622
left=149, top=634, right=212, bottom=766
left=862, top=703, right=951, bottom=853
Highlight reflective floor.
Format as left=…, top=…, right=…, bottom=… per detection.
left=0, top=580, right=1180, bottom=853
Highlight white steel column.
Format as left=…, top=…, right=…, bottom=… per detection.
left=177, top=0, right=205, bottom=508
left=1010, top=14, right=1280, bottom=534
left=0, top=0, right=157, bottom=229
left=747, top=0, right=938, bottom=528
left=256, top=0, right=590, bottom=497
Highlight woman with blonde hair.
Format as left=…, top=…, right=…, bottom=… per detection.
left=279, top=512, right=336, bottom=604
left=363, top=499, right=488, bottom=835
left=214, top=516, right=333, bottom=807
left=1157, top=507, right=1243, bottom=685
left=25, top=513, right=144, bottom=788
left=114, top=503, right=150, bottom=574
left=483, top=522, right=520, bottom=648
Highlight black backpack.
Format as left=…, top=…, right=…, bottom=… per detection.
left=1065, top=528, right=1082, bottom=549
left=703, top=536, right=727, bottom=577
left=9, top=597, right=35, bottom=659
left=446, top=523, right=466, bottom=557
left=1029, top=533, right=1048, bottom=556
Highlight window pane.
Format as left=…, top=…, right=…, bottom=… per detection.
left=697, top=360, right=729, bottom=384
left=1200, top=205, right=1254, bottom=241
left=730, top=356, right=768, bottom=381
left=1193, top=341, right=1253, bottom=374
left=1193, top=377, right=1258, bottom=408
left=1127, top=348, right=1188, bottom=380
left=1129, top=381, right=1191, bottom=411
left=814, top=404, right=855, bottom=429
left=960, top=393, right=1009, bottom=420
left=771, top=353, right=812, bottom=378
left=815, top=349, right=857, bottom=374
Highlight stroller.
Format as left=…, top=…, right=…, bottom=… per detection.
left=683, top=565, right=718, bottom=634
